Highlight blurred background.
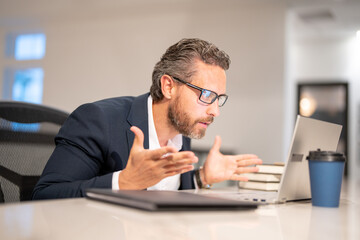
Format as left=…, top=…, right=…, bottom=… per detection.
left=0, top=0, right=359, bottom=182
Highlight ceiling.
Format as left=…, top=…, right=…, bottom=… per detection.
left=288, top=0, right=360, bottom=39
left=0, top=0, right=359, bottom=39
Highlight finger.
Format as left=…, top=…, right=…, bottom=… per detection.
left=160, top=152, right=197, bottom=172
left=234, top=166, right=260, bottom=175
left=162, top=156, right=199, bottom=169
left=210, top=135, right=222, bottom=153
left=162, top=151, right=196, bottom=163
left=237, top=158, right=263, bottom=167
left=234, top=154, right=260, bottom=161
left=130, top=126, right=145, bottom=151
left=146, top=146, right=178, bottom=160
left=164, top=164, right=195, bottom=175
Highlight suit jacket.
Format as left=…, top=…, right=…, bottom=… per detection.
left=32, top=93, right=195, bottom=199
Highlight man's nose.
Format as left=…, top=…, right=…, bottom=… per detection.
left=206, top=100, right=220, bottom=117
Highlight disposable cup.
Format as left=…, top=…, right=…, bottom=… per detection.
left=306, top=149, right=346, bottom=208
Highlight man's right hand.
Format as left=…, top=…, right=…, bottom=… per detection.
left=118, top=126, right=198, bottom=190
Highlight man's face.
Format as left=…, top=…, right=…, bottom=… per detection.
left=167, top=60, right=227, bottom=139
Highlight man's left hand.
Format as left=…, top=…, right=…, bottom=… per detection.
left=201, top=136, right=263, bottom=186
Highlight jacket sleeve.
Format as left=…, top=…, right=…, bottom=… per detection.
left=32, top=103, right=116, bottom=199
left=179, top=137, right=196, bottom=190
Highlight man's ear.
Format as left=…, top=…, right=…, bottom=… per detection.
left=160, top=75, right=176, bottom=100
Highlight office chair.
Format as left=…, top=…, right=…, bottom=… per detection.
left=0, top=101, right=69, bottom=203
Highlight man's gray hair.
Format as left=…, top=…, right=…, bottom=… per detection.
left=150, top=38, right=231, bottom=102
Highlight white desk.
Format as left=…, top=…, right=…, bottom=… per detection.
left=1, top=179, right=359, bottom=240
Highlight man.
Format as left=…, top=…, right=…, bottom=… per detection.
left=32, top=38, right=262, bottom=199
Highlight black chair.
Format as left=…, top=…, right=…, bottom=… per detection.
left=0, top=101, right=69, bottom=203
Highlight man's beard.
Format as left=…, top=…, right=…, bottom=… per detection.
left=167, top=97, right=214, bottom=139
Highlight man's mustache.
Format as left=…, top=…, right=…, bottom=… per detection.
left=197, top=117, right=214, bottom=124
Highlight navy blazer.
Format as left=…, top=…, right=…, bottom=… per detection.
left=32, top=93, right=195, bottom=199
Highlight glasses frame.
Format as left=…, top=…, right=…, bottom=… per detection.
left=171, top=76, right=228, bottom=107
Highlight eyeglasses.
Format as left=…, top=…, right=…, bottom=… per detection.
left=171, top=76, right=228, bottom=107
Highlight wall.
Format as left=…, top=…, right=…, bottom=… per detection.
left=287, top=34, right=360, bottom=179
left=0, top=1, right=286, bottom=162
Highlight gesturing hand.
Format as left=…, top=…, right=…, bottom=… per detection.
left=202, top=136, right=262, bottom=185
left=118, top=126, right=198, bottom=190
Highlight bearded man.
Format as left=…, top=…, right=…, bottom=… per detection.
left=32, top=38, right=262, bottom=199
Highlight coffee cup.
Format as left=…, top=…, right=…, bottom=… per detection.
left=306, top=149, right=346, bottom=208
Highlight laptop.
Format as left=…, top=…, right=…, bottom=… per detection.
left=85, top=189, right=259, bottom=211
left=210, top=115, right=342, bottom=204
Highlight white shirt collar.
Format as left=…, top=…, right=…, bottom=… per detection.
left=147, top=95, right=183, bottom=151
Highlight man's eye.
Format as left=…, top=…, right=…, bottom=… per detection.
left=202, top=90, right=212, bottom=98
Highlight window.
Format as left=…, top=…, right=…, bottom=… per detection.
left=2, top=33, right=46, bottom=131
left=3, top=33, right=46, bottom=102
left=15, top=34, right=46, bottom=60
left=12, top=68, right=44, bottom=103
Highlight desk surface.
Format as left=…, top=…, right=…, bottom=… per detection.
left=1, top=179, right=359, bottom=240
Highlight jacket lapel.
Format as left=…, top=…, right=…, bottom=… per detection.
left=126, top=93, right=150, bottom=152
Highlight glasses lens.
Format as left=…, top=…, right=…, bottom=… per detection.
left=218, top=95, right=228, bottom=107
left=201, top=89, right=216, bottom=104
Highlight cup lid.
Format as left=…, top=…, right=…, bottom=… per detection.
left=306, top=149, right=346, bottom=162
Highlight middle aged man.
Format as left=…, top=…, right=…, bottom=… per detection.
left=32, top=38, right=262, bottom=200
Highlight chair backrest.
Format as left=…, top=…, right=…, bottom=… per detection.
left=0, top=101, right=69, bottom=203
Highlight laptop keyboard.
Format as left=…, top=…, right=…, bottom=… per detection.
left=206, top=191, right=278, bottom=203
